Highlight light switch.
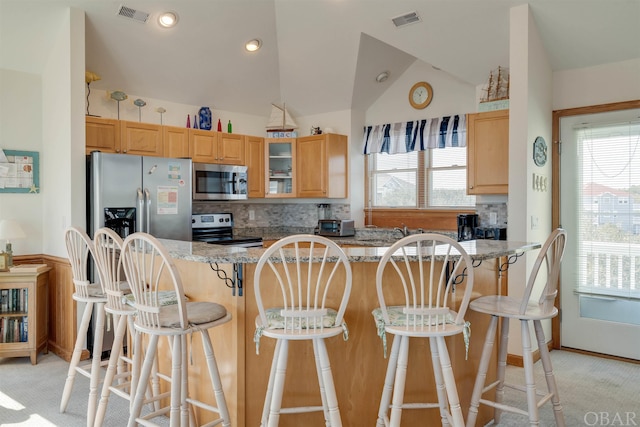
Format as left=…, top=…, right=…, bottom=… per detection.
left=249, top=210, right=255, bottom=221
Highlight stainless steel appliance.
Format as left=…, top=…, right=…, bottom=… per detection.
left=315, top=219, right=355, bottom=237
left=192, top=213, right=263, bottom=247
left=457, top=214, right=478, bottom=241
left=86, top=151, right=192, bottom=357
left=192, top=163, right=248, bottom=201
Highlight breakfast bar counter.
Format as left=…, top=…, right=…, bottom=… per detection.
left=156, top=238, right=540, bottom=427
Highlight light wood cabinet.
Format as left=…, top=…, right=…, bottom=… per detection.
left=0, top=269, right=50, bottom=364
left=120, top=121, right=164, bottom=157
left=245, top=136, right=265, bottom=198
left=265, top=138, right=296, bottom=198
left=190, top=130, right=245, bottom=164
left=296, top=133, right=348, bottom=198
left=86, top=117, right=121, bottom=154
left=467, top=109, right=509, bottom=194
left=163, top=125, right=190, bottom=158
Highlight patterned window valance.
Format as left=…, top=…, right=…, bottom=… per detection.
left=363, top=114, right=467, bottom=155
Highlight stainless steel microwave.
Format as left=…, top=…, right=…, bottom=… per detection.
left=192, top=163, right=248, bottom=200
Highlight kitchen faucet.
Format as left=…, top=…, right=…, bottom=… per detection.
left=394, top=224, right=410, bottom=237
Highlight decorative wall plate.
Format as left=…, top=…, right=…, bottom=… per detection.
left=533, top=136, right=547, bottom=167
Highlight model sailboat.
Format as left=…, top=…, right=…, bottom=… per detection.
left=480, top=66, right=510, bottom=103
left=266, top=103, right=298, bottom=131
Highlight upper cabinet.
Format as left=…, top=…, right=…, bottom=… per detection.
left=86, top=117, right=121, bottom=155
left=245, top=136, right=265, bottom=198
left=467, top=110, right=509, bottom=195
left=189, top=129, right=245, bottom=165
left=120, top=121, right=163, bottom=157
left=265, top=138, right=296, bottom=198
left=163, top=126, right=190, bottom=158
left=296, top=133, right=348, bottom=198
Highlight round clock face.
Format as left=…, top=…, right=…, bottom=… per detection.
left=409, top=82, right=433, bottom=109
left=533, top=136, right=548, bottom=167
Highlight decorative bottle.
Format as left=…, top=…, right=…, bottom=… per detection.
left=217, top=119, right=222, bottom=132
left=227, top=120, right=232, bottom=133
left=186, top=115, right=191, bottom=128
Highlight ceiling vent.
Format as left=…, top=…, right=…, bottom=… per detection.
left=392, top=11, right=421, bottom=28
left=117, top=5, right=149, bottom=23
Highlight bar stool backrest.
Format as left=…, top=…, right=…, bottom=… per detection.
left=64, top=226, right=100, bottom=299
left=93, top=227, right=128, bottom=312
left=375, top=233, right=474, bottom=328
left=519, top=228, right=567, bottom=315
left=121, top=232, right=187, bottom=330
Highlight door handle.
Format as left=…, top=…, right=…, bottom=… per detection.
left=136, top=188, right=143, bottom=233
left=144, top=188, right=151, bottom=233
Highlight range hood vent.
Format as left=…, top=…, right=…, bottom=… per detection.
left=117, top=5, right=149, bottom=23
left=392, top=11, right=421, bottom=28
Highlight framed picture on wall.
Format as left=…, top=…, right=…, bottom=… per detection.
left=0, top=150, right=40, bottom=194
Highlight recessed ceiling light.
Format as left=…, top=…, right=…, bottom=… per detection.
left=245, top=39, right=262, bottom=52
left=376, top=71, right=390, bottom=83
left=158, top=11, right=178, bottom=28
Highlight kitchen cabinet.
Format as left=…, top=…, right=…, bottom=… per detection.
left=0, top=269, right=50, bottom=364
left=190, top=130, right=245, bottom=165
left=265, top=138, right=296, bottom=198
left=85, top=117, right=121, bottom=155
left=296, top=133, right=348, bottom=198
left=120, top=121, right=164, bottom=157
left=245, top=136, right=265, bottom=198
left=467, top=109, right=509, bottom=195
left=163, top=125, right=190, bottom=158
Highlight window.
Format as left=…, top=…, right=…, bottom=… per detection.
left=367, top=147, right=475, bottom=208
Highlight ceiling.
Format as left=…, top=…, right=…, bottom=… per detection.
left=1, top=0, right=639, bottom=119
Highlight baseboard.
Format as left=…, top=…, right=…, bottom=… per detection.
left=506, top=340, right=554, bottom=367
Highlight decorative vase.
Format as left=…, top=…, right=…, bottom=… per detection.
left=199, top=107, right=212, bottom=130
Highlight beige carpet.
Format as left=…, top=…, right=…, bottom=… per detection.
left=1, top=349, right=638, bottom=426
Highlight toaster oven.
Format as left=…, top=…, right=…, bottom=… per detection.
left=315, top=219, right=355, bottom=237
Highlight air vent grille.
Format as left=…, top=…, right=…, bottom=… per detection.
left=117, top=5, right=149, bottom=23
left=392, top=11, right=421, bottom=28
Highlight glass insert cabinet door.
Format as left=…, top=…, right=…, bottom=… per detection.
left=265, top=139, right=296, bottom=197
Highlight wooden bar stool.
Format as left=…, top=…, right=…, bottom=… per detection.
left=466, top=228, right=567, bottom=427
left=373, top=233, right=475, bottom=427
left=253, top=234, right=352, bottom=427
left=60, top=226, right=108, bottom=427
left=121, top=232, right=231, bottom=427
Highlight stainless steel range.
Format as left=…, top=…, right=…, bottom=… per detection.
left=192, top=213, right=263, bottom=248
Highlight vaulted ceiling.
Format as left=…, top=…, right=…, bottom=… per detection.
left=1, top=0, right=639, bottom=119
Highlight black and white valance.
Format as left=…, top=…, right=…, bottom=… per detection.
left=363, top=115, right=467, bottom=155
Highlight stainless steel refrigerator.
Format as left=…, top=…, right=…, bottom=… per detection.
left=86, top=151, right=192, bottom=356
left=87, top=151, right=192, bottom=240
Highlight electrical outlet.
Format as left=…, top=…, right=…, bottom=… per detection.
left=249, top=210, right=255, bottom=221
left=531, top=215, right=539, bottom=230
left=489, top=212, right=497, bottom=225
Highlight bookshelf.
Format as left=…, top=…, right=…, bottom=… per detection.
left=0, top=268, right=50, bottom=364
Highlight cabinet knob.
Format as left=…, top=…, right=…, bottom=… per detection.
left=469, top=186, right=473, bottom=189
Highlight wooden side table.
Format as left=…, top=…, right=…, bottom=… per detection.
left=0, top=268, right=50, bottom=364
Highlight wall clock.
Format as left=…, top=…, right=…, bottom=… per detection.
left=409, top=81, right=433, bottom=109
left=533, top=136, right=547, bottom=167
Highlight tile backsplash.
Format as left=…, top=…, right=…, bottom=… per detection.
left=193, top=202, right=351, bottom=229
left=476, top=202, right=508, bottom=227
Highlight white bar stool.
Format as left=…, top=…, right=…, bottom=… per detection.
left=253, top=234, right=352, bottom=427
left=466, top=228, right=567, bottom=427
left=373, top=233, right=475, bottom=427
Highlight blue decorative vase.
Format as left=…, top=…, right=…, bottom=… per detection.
left=198, top=107, right=212, bottom=130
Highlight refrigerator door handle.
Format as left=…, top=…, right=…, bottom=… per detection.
left=144, top=188, right=151, bottom=234
left=136, top=188, right=144, bottom=233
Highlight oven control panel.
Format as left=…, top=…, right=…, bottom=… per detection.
left=192, top=213, right=233, bottom=229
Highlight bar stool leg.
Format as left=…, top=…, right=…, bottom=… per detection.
left=315, top=338, right=341, bottom=427
left=376, top=333, right=401, bottom=427
left=128, top=334, right=159, bottom=427
left=521, top=320, right=540, bottom=426
left=86, top=303, right=106, bottom=427
left=534, top=320, right=565, bottom=427
left=267, top=339, right=289, bottom=427
left=200, top=330, right=231, bottom=426
left=389, top=335, right=409, bottom=427
left=312, top=339, right=331, bottom=425
left=429, top=336, right=450, bottom=426
left=261, top=339, right=282, bottom=426
left=436, top=336, right=464, bottom=427
left=494, top=317, right=510, bottom=424
left=60, top=301, right=95, bottom=413
left=466, top=315, right=498, bottom=427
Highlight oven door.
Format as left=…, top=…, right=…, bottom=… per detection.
left=192, top=164, right=248, bottom=200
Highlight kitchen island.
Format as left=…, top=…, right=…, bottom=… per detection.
left=154, top=238, right=540, bottom=427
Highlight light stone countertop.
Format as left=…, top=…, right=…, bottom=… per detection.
left=160, top=238, right=541, bottom=265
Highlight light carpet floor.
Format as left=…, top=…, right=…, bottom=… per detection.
left=1, top=349, right=638, bottom=426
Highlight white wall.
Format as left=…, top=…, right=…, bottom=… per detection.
left=507, top=4, right=554, bottom=356
left=0, top=69, right=44, bottom=257
left=553, top=58, right=640, bottom=110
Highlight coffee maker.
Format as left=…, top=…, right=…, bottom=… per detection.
left=457, top=214, right=478, bottom=241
